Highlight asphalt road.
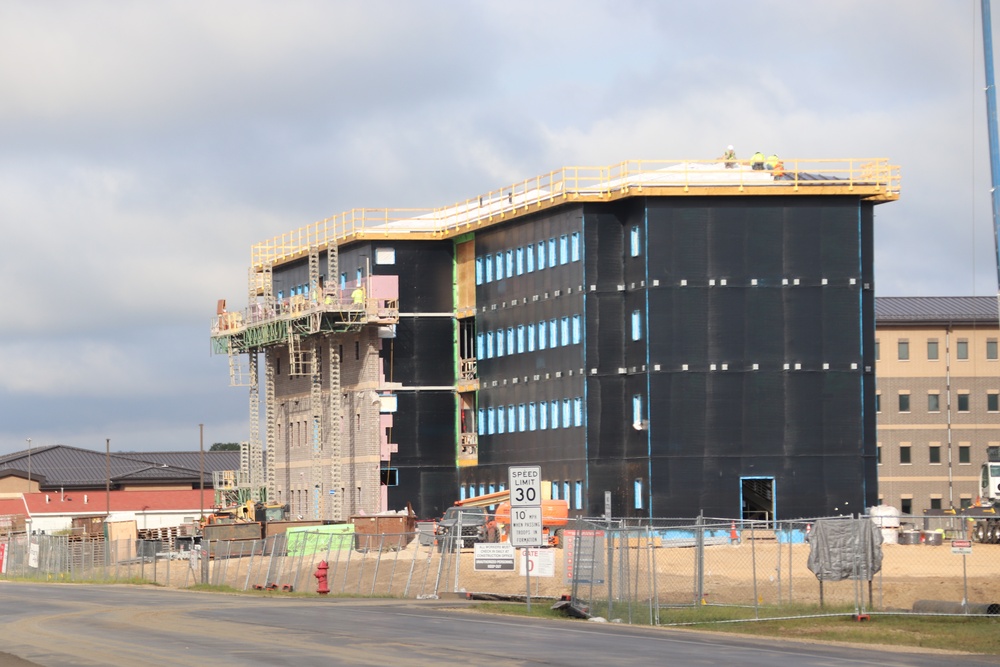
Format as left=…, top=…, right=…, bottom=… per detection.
left=0, top=583, right=996, bottom=667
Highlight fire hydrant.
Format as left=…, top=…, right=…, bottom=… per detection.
left=314, top=560, right=329, bottom=595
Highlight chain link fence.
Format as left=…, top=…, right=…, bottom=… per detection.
left=564, top=514, right=1000, bottom=624
left=2, top=513, right=998, bottom=626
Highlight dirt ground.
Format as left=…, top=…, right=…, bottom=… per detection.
left=111, top=536, right=1000, bottom=612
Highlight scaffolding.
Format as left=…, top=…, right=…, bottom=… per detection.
left=211, top=243, right=396, bottom=521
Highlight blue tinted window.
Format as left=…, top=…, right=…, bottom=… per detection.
left=551, top=401, right=560, bottom=428
left=538, top=321, right=547, bottom=350
left=507, top=327, right=514, bottom=354
left=495, top=252, right=504, bottom=280
left=476, top=333, right=484, bottom=359
left=497, top=406, right=505, bottom=434
left=572, top=315, right=581, bottom=344
left=549, top=319, right=558, bottom=348
left=485, top=256, right=493, bottom=283
left=475, top=257, right=484, bottom=285
left=516, top=247, right=524, bottom=275
left=528, top=403, right=537, bottom=430
left=496, top=328, right=504, bottom=357
left=561, top=317, right=570, bottom=346
left=634, top=479, right=643, bottom=510
left=527, top=323, right=535, bottom=352
left=487, top=408, right=495, bottom=434
left=477, top=408, right=485, bottom=435
left=571, top=232, right=581, bottom=262
left=574, top=398, right=584, bottom=426
left=518, top=404, right=526, bottom=431
left=549, top=238, right=557, bottom=265
left=517, top=325, right=525, bottom=354
left=506, top=250, right=514, bottom=277
left=562, top=399, right=571, bottom=428
left=537, top=241, right=546, bottom=270
left=486, top=332, right=494, bottom=358
left=507, top=405, right=516, bottom=433
left=575, top=481, right=583, bottom=510
left=631, top=310, right=642, bottom=341
left=526, top=245, right=535, bottom=272
left=539, top=402, right=548, bottom=430
left=630, top=226, right=640, bottom=257
left=559, top=235, right=569, bottom=265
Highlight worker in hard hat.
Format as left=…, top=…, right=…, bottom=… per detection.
left=351, top=285, right=366, bottom=306
left=723, top=145, right=737, bottom=169
left=750, top=151, right=765, bottom=171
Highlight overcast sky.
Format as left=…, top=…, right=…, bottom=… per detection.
left=0, top=0, right=996, bottom=455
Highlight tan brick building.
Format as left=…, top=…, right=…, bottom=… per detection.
left=876, top=296, right=1000, bottom=514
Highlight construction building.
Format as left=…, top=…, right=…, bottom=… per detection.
left=210, top=158, right=900, bottom=521
left=874, top=296, right=1000, bottom=514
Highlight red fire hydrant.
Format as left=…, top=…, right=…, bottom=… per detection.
left=314, top=560, right=330, bottom=595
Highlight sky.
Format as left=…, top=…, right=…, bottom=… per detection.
left=0, top=0, right=997, bottom=455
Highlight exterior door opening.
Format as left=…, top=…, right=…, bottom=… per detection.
left=740, top=477, right=775, bottom=524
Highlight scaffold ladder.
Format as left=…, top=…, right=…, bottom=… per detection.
left=227, top=339, right=252, bottom=387
left=265, top=351, right=276, bottom=503
left=311, top=338, right=324, bottom=520
left=328, top=337, right=343, bottom=521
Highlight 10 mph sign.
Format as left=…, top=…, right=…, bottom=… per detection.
left=509, top=465, right=541, bottom=507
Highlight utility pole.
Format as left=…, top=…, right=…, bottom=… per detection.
left=106, top=438, right=111, bottom=518
left=199, top=424, right=205, bottom=521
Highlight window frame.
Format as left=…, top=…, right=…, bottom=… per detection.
left=629, top=225, right=641, bottom=257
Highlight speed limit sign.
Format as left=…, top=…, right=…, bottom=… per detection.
left=508, top=465, right=541, bottom=507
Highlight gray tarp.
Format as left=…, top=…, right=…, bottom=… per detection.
left=806, top=518, right=883, bottom=582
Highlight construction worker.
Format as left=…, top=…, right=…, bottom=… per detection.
left=351, top=285, right=365, bottom=306
left=766, top=154, right=784, bottom=177
left=750, top=151, right=765, bottom=171
left=723, top=145, right=737, bottom=169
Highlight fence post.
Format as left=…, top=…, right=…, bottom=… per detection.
left=648, top=524, right=658, bottom=625
left=788, top=522, right=794, bottom=605
left=606, top=522, right=615, bottom=620
left=751, top=520, right=759, bottom=619
left=201, top=539, right=210, bottom=584
left=695, top=513, right=704, bottom=606
left=775, top=520, right=782, bottom=605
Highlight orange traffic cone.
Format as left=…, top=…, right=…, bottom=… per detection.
left=730, top=521, right=739, bottom=544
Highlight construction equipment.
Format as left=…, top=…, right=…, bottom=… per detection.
left=490, top=499, right=569, bottom=547
left=452, top=489, right=569, bottom=547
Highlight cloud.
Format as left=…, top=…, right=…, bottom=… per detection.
left=0, top=0, right=996, bottom=454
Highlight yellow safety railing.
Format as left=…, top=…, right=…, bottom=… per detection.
left=250, top=158, right=900, bottom=269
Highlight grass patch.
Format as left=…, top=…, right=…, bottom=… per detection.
left=695, top=612, right=1000, bottom=654
left=473, top=601, right=1000, bottom=654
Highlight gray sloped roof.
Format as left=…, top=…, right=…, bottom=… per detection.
left=115, top=451, right=241, bottom=474
left=875, top=296, right=999, bottom=324
left=0, top=445, right=241, bottom=489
